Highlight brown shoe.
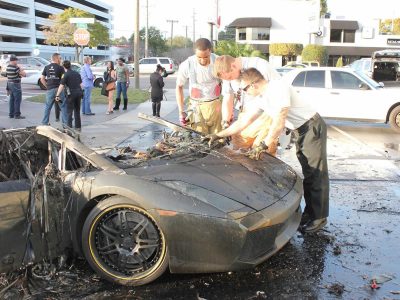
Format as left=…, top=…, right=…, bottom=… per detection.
left=302, top=218, right=327, bottom=233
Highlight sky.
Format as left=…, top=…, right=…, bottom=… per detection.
left=107, top=0, right=400, bottom=40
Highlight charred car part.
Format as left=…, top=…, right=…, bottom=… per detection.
left=0, top=126, right=302, bottom=286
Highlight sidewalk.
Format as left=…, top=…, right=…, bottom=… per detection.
left=0, top=89, right=179, bottom=150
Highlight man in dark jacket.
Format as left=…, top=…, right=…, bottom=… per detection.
left=150, top=64, right=165, bottom=117
left=55, top=61, right=83, bottom=131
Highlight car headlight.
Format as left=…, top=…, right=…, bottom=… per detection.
left=158, top=181, right=254, bottom=218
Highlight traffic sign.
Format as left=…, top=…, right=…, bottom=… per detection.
left=73, top=28, right=90, bottom=46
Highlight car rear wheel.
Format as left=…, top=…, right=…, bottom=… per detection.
left=82, top=197, right=168, bottom=286
left=94, top=78, right=104, bottom=88
left=389, top=105, right=400, bottom=133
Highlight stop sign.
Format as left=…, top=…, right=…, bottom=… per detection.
left=73, top=28, right=90, bottom=46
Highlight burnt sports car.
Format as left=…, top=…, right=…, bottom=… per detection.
left=0, top=126, right=302, bottom=286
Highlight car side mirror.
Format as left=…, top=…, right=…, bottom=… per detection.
left=359, top=83, right=370, bottom=90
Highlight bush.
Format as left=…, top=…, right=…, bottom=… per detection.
left=269, top=43, right=303, bottom=56
left=214, top=41, right=265, bottom=58
left=301, top=45, right=328, bottom=66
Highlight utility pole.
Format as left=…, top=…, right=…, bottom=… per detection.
left=145, top=0, right=149, bottom=57
left=215, top=0, right=219, bottom=42
left=134, top=0, right=140, bottom=89
left=193, top=9, right=196, bottom=45
left=184, top=25, right=189, bottom=48
left=166, top=19, right=178, bottom=50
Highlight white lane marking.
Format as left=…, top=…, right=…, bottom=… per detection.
left=330, top=125, right=383, bottom=157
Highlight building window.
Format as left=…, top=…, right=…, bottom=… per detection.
left=251, top=28, right=270, bottom=40
left=238, top=28, right=246, bottom=40
left=330, top=29, right=356, bottom=43
left=330, top=29, right=342, bottom=42
left=343, top=30, right=355, bottom=43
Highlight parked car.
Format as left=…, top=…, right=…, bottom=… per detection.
left=275, top=67, right=296, bottom=76
left=0, top=54, right=13, bottom=74
left=283, top=67, right=400, bottom=132
left=0, top=126, right=302, bottom=286
left=21, top=62, right=82, bottom=90
left=348, top=58, right=372, bottom=77
left=139, top=57, right=176, bottom=74
left=284, top=62, right=308, bottom=68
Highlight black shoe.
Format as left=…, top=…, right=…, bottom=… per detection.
left=86, top=112, right=95, bottom=115
left=302, top=218, right=327, bottom=233
left=15, top=115, right=26, bottom=119
left=157, top=114, right=160, bottom=117
left=122, top=107, right=127, bottom=111
left=113, top=107, right=119, bottom=111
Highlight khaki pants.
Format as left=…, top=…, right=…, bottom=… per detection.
left=231, top=110, right=278, bottom=155
left=188, top=99, right=222, bottom=134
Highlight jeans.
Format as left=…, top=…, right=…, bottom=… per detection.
left=116, top=81, right=128, bottom=100
left=82, top=86, right=93, bottom=114
left=8, top=82, right=22, bottom=117
left=42, top=88, right=67, bottom=125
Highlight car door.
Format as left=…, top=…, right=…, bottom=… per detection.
left=328, top=70, right=386, bottom=120
left=291, top=70, right=332, bottom=116
left=0, top=179, right=31, bottom=272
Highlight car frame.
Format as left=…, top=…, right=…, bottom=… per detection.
left=283, top=67, right=400, bottom=132
left=0, top=126, right=302, bottom=286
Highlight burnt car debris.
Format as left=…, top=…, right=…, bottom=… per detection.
left=0, top=124, right=302, bottom=286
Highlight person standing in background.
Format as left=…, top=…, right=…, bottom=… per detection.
left=40, top=53, right=66, bottom=125
left=103, top=61, right=117, bottom=115
left=55, top=60, right=83, bottom=131
left=80, top=56, right=95, bottom=115
left=150, top=64, right=165, bottom=117
left=113, top=57, right=130, bottom=111
left=6, top=55, right=26, bottom=119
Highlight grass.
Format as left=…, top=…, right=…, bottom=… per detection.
left=28, top=88, right=150, bottom=105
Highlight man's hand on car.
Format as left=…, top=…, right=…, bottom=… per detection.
left=245, top=142, right=269, bottom=160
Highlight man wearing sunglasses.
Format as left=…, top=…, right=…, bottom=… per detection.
left=205, top=68, right=329, bottom=234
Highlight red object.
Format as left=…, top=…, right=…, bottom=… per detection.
left=169, top=63, right=172, bottom=70
left=370, top=279, right=380, bottom=289
left=217, top=16, right=221, bottom=28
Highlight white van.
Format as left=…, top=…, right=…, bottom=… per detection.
left=138, top=57, right=176, bottom=74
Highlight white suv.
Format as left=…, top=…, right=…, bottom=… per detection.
left=138, top=57, right=176, bottom=74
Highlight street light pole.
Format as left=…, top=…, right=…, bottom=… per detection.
left=166, top=20, right=178, bottom=50
left=134, top=0, right=140, bottom=89
left=145, top=0, right=149, bottom=57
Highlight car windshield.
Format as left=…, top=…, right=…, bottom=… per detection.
left=36, top=57, right=50, bottom=65
left=354, top=70, right=382, bottom=89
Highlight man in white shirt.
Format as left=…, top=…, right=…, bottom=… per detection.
left=206, top=68, right=329, bottom=233
left=176, top=38, right=222, bottom=134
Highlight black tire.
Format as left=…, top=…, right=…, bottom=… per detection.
left=81, top=197, right=168, bottom=286
left=389, top=105, right=400, bottom=133
left=94, top=78, right=104, bottom=88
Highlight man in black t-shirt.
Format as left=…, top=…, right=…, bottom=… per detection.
left=40, top=53, right=67, bottom=125
left=55, top=61, right=83, bottom=130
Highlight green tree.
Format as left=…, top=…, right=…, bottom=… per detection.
left=130, top=27, right=168, bottom=56
left=218, top=26, right=235, bottom=41
left=112, top=36, right=129, bottom=45
left=42, top=8, right=110, bottom=62
left=336, top=56, right=343, bottom=67
left=301, top=44, right=328, bottom=65
left=320, top=0, right=328, bottom=17
left=214, top=41, right=265, bottom=58
left=170, top=36, right=193, bottom=48
left=269, top=43, right=303, bottom=56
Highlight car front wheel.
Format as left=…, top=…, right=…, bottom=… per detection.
left=94, top=78, right=104, bottom=88
left=389, top=105, right=400, bottom=133
left=81, top=197, right=168, bottom=286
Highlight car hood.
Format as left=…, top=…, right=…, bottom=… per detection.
left=124, top=148, right=298, bottom=211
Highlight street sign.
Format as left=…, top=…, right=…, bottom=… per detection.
left=69, top=18, right=94, bottom=24
left=73, top=28, right=90, bottom=46
left=77, top=23, right=88, bottom=29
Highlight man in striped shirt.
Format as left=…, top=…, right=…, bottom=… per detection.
left=6, top=56, right=26, bottom=119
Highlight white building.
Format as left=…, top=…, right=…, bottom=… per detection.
left=228, top=8, right=400, bottom=66
left=0, top=0, right=113, bottom=61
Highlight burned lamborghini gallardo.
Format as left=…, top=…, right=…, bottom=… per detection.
left=0, top=126, right=302, bottom=286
